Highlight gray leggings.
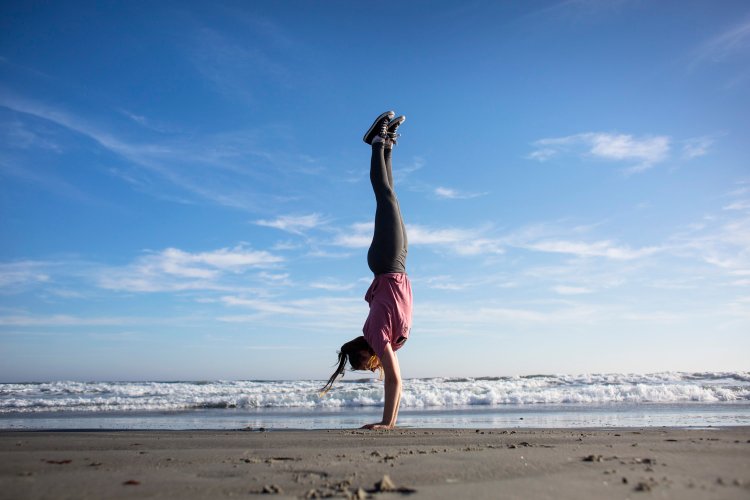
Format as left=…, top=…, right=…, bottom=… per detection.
left=367, top=143, right=408, bottom=275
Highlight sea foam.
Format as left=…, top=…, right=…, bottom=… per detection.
left=1, top=372, right=748, bottom=413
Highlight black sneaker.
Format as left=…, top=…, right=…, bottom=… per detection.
left=387, top=115, right=406, bottom=139
left=363, top=110, right=395, bottom=145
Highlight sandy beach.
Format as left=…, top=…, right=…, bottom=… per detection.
left=0, top=427, right=748, bottom=499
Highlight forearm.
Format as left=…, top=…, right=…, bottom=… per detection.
left=361, top=345, right=402, bottom=430
left=380, top=378, right=402, bottom=427
left=392, top=383, right=402, bottom=423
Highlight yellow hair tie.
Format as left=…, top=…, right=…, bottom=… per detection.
left=365, top=354, right=384, bottom=380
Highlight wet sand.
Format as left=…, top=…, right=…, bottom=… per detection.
left=1, top=427, right=749, bottom=499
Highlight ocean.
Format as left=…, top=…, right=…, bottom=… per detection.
left=1, top=372, right=748, bottom=430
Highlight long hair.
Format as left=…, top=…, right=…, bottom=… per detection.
left=319, top=336, right=380, bottom=396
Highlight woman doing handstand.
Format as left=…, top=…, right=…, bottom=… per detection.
left=320, top=111, right=412, bottom=430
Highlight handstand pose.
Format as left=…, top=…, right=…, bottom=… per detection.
left=321, top=111, right=412, bottom=430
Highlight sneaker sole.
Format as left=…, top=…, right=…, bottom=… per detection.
left=363, top=111, right=395, bottom=144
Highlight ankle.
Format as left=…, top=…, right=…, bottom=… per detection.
left=372, top=136, right=394, bottom=149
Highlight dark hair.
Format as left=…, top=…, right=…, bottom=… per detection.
left=319, top=336, right=374, bottom=395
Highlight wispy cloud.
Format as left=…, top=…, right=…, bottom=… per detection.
left=0, top=261, right=51, bottom=291
left=256, top=213, right=326, bottom=234
left=0, top=314, right=133, bottom=327
left=552, top=285, right=593, bottom=295
left=0, top=93, right=315, bottom=211
left=334, top=219, right=661, bottom=260
left=528, top=132, right=671, bottom=173
left=187, top=27, right=292, bottom=103
left=526, top=0, right=635, bottom=25
left=723, top=200, right=750, bottom=211
left=692, top=18, right=750, bottom=67
left=434, top=186, right=487, bottom=200
left=523, top=239, right=661, bottom=260
left=503, top=221, right=661, bottom=260
left=0, top=115, right=62, bottom=152
left=333, top=222, right=373, bottom=249
left=243, top=345, right=306, bottom=351
left=413, top=299, right=607, bottom=337
left=309, top=280, right=356, bottom=292
left=217, top=295, right=363, bottom=333
left=726, top=183, right=749, bottom=198
left=333, top=222, right=504, bottom=256
left=394, top=156, right=426, bottom=183
left=409, top=225, right=504, bottom=256
left=681, top=136, right=715, bottom=159
left=180, top=7, right=320, bottom=106
left=97, top=245, right=283, bottom=293
left=418, top=274, right=514, bottom=292
left=0, top=159, right=96, bottom=203
left=117, top=108, right=179, bottom=134
left=423, top=275, right=469, bottom=291
left=668, top=211, right=750, bottom=277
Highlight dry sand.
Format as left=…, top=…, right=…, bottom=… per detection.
left=1, top=427, right=749, bottom=499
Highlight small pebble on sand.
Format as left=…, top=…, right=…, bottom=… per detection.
left=261, top=484, right=283, bottom=494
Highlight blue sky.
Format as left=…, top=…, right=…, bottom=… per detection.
left=1, top=0, right=748, bottom=382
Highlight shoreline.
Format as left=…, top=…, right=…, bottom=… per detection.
left=3, top=401, right=748, bottom=431
left=1, top=424, right=746, bottom=432
left=2, top=427, right=749, bottom=499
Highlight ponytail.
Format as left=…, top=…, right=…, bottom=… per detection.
left=319, top=336, right=376, bottom=396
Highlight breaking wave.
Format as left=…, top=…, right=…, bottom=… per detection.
left=1, top=371, right=748, bottom=413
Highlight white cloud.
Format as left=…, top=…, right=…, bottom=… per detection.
left=407, top=225, right=477, bottom=245
left=217, top=295, right=364, bottom=333
left=333, top=222, right=373, bottom=248
left=0, top=117, right=62, bottom=152
left=588, top=133, right=663, bottom=165
left=408, top=224, right=504, bottom=255
left=256, top=213, right=326, bottom=234
left=258, top=271, right=291, bottom=282
left=455, top=238, right=505, bottom=256
left=692, top=18, right=750, bottom=66
left=190, top=247, right=281, bottom=270
left=423, top=275, right=468, bottom=291
left=0, top=314, right=132, bottom=327
left=332, top=222, right=487, bottom=255
left=0, top=93, right=318, bottom=211
left=552, top=285, right=593, bottom=295
left=524, top=239, right=660, bottom=260
left=528, top=132, right=671, bottom=173
left=723, top=200, right=750, bottom=211
left=726, top=185, right=749, bottom=197
left=187, top=26, right=294, bottom=103
left=681, top=136, right=715, bottom=159
left=413, top=300, right=605, bottom=336
left=668, top=212, right=750, bottom=276
left=394, top=156, right=425, bottom=182
left=335, top=220, right=659, bottom=259
left=46, top=288, right=86, bottom=299
left=243, top=345, right=306, bottom=350
left=0, top=261, right=50, bottom=290
left=527, top=148, right=557, bottom=161
left=434, top=186, right=486, bottom=200
left=306, top=249, right=352, bottom=259
left=309, top=280, right=356, bottom=291
left=98, top=245, right=282, bottom=292
left=434, top=187, right=459, bottom=199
